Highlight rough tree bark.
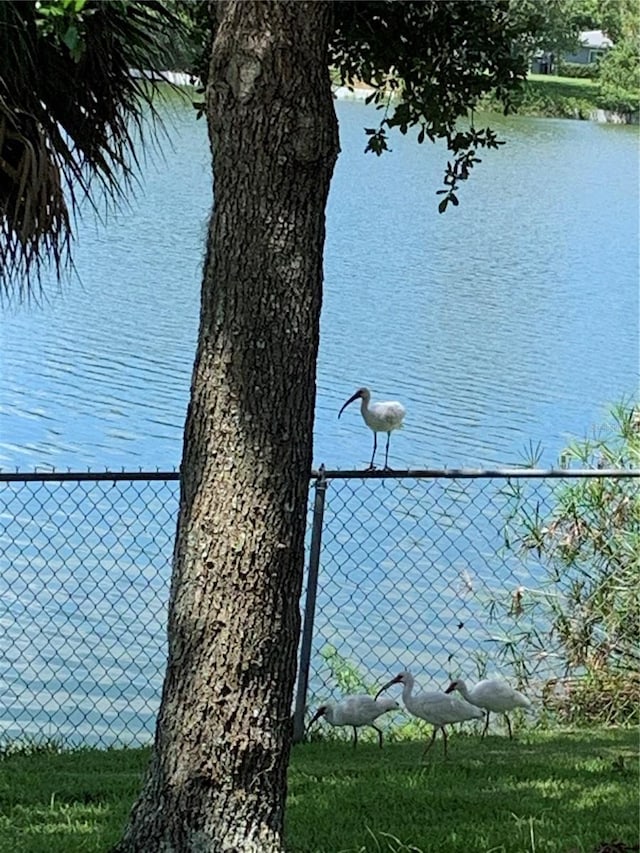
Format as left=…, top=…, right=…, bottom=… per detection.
left=114, top=2, right=339, bottom=851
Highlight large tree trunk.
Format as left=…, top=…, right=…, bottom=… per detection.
left=114, top=2, right=338, bottom=850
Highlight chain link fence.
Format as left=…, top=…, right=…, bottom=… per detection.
left=1, top=468, right=637, bottom=746
left=0, top=473, right=177, bottom=747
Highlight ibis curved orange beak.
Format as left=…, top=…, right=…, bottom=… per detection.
left=338, top=390, right=362, bottom=418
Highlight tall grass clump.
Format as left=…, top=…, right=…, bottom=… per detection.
left=497, top=400, right=640, bottom=725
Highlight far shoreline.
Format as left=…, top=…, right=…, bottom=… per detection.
left=143, top=69, right=639, bottom=125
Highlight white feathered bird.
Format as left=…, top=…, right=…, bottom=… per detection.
left=338, top=387, right=406, bottom=470
left=376, top=670, right=483, bottom=757
left=445, top=678, right=532, bottom=739
left=306, top=694, right=400, bottom=748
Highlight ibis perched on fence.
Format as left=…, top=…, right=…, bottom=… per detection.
left=376, top=670, right=483, bottom=758
left=306, top=694, right=399, bottom=748
left=338, top=387, right=406, bottom=470
left=445, top=678, right=532, bottom=739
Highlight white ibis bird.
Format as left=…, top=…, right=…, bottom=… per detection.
left=306, top=694, right=400, bottom=748
left=376, top=670, right=483, bottom=758
left=445, top=678, right=532, bottom=740
left=338, top=387, right=406, bottom=470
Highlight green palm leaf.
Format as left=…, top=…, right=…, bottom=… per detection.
left=0, top=0, right=190, bottom=299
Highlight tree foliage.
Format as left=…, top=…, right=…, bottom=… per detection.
left=594, top=0, right=639, bottom=42
left=595, top=0, right=640, bottom=115
left=506, top=0, right=585, bottom=57
left=329, top=1, right=528, bottom=211
left=0, top=0, right=184, bottom=299
left=597, top=34, right=640, bottom=112
left=185, top=1, right=531, bottom=211
left=156, top=0, right=213, bottom=80
left=507, top=0, right=638, bottom=52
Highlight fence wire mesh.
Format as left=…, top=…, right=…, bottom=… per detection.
left=0, top=474, right=178, bottom=747
left=1, top=468, right=637, bottom=746
left=307, top=476, right=557, bottom=699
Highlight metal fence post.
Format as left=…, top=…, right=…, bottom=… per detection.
left=293, top=465, right=328, bottom=743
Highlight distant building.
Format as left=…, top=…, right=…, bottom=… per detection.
left=562, top=29, right=613, bottom=65
left=530, top=29, right=613, bottom=74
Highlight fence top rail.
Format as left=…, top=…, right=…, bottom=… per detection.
left=312, top=466, right=640, bottom=480
left=0, top=470, right=181, bottom=483
left=1, top=467, right=640, bottom=483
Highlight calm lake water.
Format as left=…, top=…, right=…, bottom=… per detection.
left=1, top=97, right=638, bottom=471
left=1, top=96, right=639, bottom=745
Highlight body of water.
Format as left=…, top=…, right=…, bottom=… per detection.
left=1, top=98, right=638, bottom=471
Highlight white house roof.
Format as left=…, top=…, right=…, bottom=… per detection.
left=580, top=29, right=613, bottom=49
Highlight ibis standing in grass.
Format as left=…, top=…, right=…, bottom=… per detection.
left=376, top=670, right=484, bottom=758
left=306, top=694, right=400, bottom=748
left=445, top=678, right=532, bottom=739
left=338, top=387, right=406, bottom=470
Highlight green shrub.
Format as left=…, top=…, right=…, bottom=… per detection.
left=543, top=670, right=639, bottom=726
left=481, top=78, right=598, bottom=119
left=319, top=644, right=374, bottom=695
left=499, top=400, right=640, bottom=725
left=557, top=60, right=599, bottom=79
left=0, top=736, right=67, bottom=758
left=597, top=36, right=640, bottom=113
left=516, top=88, right=593, bottom=117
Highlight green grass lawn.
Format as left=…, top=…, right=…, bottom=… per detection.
left=0, top=729, right=637, bottom=853
left=527, top=74, right=599, bottom=94
left=516, top=74, right=601, bottom=118
left=478, top=73, right=601, bottom=118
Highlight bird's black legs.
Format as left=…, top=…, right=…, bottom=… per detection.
left=367, top=433, right=377, bottom=470
left=441, top=726, right=448, bottom=758
left=383, top=432, right=392, bottom=469
left=352, top=726, right=358, bottom=748
left=505, top=713, right=513, bottom=740
left=372, top=724, right=383, bottom=749
left=481, top=711, right=490, bottom=738
left=422, top=726, right=438, bottom=757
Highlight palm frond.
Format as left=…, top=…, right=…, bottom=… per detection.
left=0, top=0, right=191, bottom=300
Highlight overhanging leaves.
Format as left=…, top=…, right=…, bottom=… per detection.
left=330, top=0, right=528, bottom=211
